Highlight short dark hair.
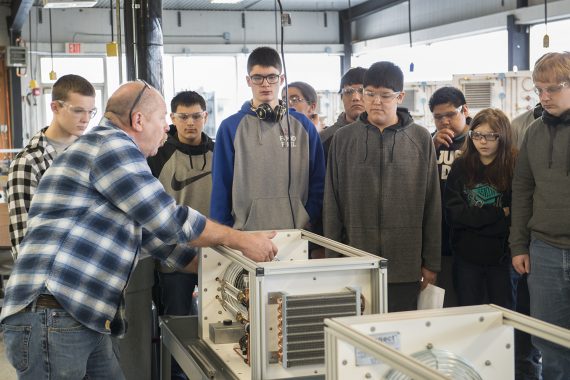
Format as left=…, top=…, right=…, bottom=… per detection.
left=51, top=74, right=95, bottom=102
left=247, top=46, right=282, bottom=74
left=428, top=86, right=466, bottom=112
left=339, top=67, right=367, bottom=93
left=170, top=91, right=206, bottom=113
left=287, top=81, right=317, bottom=105
left=363, top=61, right=403, bottom=92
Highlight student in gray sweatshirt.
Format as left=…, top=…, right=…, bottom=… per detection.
left=323, top=61, right=441, bottom=312
left=510, top=51, right=570, bottom=380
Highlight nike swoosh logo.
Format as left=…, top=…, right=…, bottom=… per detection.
left=171, top=171, right=211, bottom=191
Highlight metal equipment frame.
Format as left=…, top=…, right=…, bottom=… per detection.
left=324, top=304, right=570, bottom=380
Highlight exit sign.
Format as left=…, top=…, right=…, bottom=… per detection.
left=65, top=43, right=82, bottom=54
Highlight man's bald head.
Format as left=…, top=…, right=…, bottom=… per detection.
left=105, top=81, right=164, bottom=129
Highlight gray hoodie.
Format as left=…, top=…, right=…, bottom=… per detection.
left=323, top=110, right=441, bottom=283
left=510, top=112, right=570, bottom=255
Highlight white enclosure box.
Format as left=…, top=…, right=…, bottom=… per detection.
left=452, top=71, right=538, bottom=120
left=324, top=304, right=570, bottom=380
left=402, top=80, right=452, bottom=130
left=198, top=229, right=388, bottom=379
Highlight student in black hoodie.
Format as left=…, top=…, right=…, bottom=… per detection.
left=149, top=91, right=214, bottom=222
left=148, top=91, right=214, bottom=380
left=445, top=108, right=516, bottom=309
left=429, top=86, right=471, bottom=307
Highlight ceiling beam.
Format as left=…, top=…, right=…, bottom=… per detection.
left=9, top=0, right=34, bottom=36
left=340, top=0, right=407, bottom=22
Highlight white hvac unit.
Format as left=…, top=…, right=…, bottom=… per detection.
left=402, top=80, right=452, bottom=132
left=42, top=0, right=98, bottom=8
left=324, top=304, right=570, bottom=380
left=318, top=90, right=342, bottom=128
left=160, top=229, right=388, bottom=380
left=452, top=71, right=538, bottom=120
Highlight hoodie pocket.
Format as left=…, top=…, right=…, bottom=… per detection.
left=243, top=197, right=310, bottom=231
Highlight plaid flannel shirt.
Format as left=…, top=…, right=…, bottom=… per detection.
left=0, top=119, right=206, bottom=337
left=7, top=127, right=56, bottom=260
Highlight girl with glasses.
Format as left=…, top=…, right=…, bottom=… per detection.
left=444, top=108, right=517, bottom=310
left=282, top=81, right=322, bottom=131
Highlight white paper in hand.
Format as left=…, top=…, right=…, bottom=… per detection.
left=417, top=283, right=445, bottom=310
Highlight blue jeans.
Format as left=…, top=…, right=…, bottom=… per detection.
left=1, top=304, right=124, bottom=380
left=528, top=238, right=570, bottom=380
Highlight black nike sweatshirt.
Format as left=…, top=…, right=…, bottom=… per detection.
left=147, top=126, right=215, bottom=217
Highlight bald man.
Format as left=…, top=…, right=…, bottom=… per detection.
left=0, top=81, right=277, bottom=380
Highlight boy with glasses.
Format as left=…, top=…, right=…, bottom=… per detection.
left=211, top=46, right=325, bottom=232
left=7, top=74, right=96, bottom=260
left=147, top=90, right=214, bottom=379
left=427, top=86, right=471, bottom=307
left=511, top=51, right=570, bottom=380
left=320, top=67, right=367, bottom=159
left=323, top=61, right=441, bottom=312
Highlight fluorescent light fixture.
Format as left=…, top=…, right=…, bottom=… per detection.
left=42, top=0, right=98, bottom=8
left=210, top=0, right=243, bottom=4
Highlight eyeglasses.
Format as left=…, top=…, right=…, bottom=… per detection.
left=286, top=95, right=308, bottom=105
left=129, top=80, right=150, bottom=127
left=249, top=74, right=281, bottom=85
left=341, top=87, right=364, bottom=96
left=172, top=111, right=206, bottom=122
left=363, top=90, right=401, bottom=102
left=433, top=106, right=463, bottom=122
left=57, top=101, right=97, bottom=119
left=469, top=130, right=500, bottom=142
left=533, top=82, right=568, bottom=96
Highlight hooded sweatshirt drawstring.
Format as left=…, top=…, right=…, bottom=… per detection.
left=257, top=118, right=264, bottom=145
left=362, top=127, right=370, bottom=162
left=542, top=109, right=570, bottom=175
left=566, top=135, right=570, bottom=176
left=547, top=125, right=557, bottom=169
left=390, top=131, right=397, bottom=163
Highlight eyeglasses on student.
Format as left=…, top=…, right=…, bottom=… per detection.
left=172, top=111, right=206, bottom=122
left=249, top=74, right=281, bottom=85
left=469, top=130, right=500, bottom=142
left=57, top=101, right=97, bottom=119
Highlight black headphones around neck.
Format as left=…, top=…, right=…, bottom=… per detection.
left=251, top=100, right=287, bottom=123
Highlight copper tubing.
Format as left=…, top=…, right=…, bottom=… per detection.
left=277, top=297, right=283, bottom=363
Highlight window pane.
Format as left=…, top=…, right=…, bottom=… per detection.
left=353, top=31, right=508, bottom=82
left=40, top=57, right=105, bottom=84
left=530, top=19, right=570, bottom=69
left=283, top=54, right=340, bottom=91
left=172, top=56, right=238, bottom=137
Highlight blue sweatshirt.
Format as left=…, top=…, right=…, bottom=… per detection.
left=211, top=101, right=325, bottom=231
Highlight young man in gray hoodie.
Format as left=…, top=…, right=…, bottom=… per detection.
left=323, top=61, right=441, bottom=312
left=510, top=51, right=570, bottom=380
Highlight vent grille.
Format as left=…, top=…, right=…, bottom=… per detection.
left=463, top=82, right=492, bottom=109
left=280, top=291, right=359, bottom=368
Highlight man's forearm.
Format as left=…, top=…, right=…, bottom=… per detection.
left=190, top=219, right=241, bottom=248
left=189, top=219, right=278, bottom=263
